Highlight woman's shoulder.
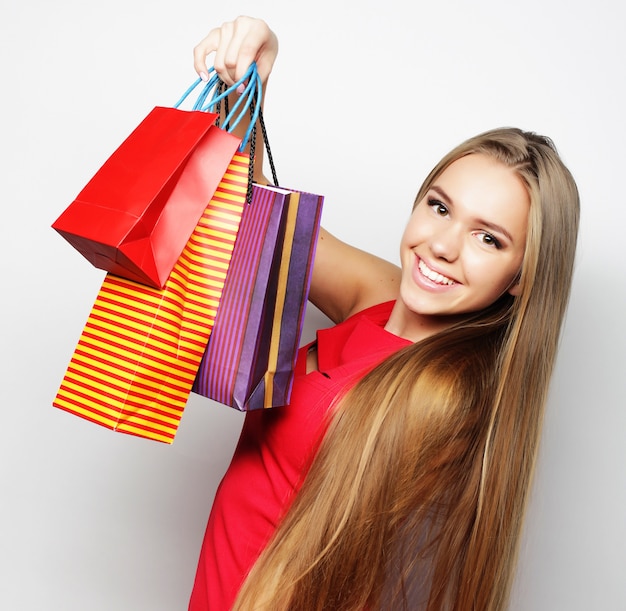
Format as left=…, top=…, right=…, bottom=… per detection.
left=318, top=300, right=398, bottom=346
left=315, top=300, right=408, bottom=374
left=345, top=300, right=396, bottom=323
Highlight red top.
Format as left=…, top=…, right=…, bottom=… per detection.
left=189, top=301, right=410, bottom=610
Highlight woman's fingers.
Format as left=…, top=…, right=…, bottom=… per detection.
left=193, top=16, right=278, bottom=85
left=222, top=17, right=278, bottom=85
left=193, top=27, right=221, bottom=81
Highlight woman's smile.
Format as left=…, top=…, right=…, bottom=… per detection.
left=416, top=256, right=457, bottom=287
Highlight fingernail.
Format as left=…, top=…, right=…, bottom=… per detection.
left=199, top=71, right=209, bottom=82
left=236, top=84, right=245, bottom=95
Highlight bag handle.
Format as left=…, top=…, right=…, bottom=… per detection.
left=175, top=64, right=257, bottom=150
left=174, top=63, right=279, bottom=198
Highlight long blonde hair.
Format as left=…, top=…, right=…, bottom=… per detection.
left=233, top=128, right=580, bottom=610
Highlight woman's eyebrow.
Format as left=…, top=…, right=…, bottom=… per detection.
left=430, top=185, right=451, bottom=203
left=429, top=185, right=514, bottom=243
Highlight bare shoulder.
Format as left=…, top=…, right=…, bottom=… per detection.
left=308, top=228, right=401, bottom=324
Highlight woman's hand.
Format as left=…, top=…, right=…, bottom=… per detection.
left=193, top=16, right=278, bottom=86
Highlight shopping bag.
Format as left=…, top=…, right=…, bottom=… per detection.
left=52, top=64, right=260, bottom=289
left=51, top=110, right=241, bottom=289
left=192, top=183, right=323, bottom=411
left=53, top=152, right=250, bottom=443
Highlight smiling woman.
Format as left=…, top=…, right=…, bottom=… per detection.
left=186, top=17, right=580, bottom=611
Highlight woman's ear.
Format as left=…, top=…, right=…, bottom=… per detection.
left=507, top=273, right=522, bottom=297
left=508, top=282, right=522, bottom=297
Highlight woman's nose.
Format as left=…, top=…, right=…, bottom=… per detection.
left=429, top=225, right=461, bottom=262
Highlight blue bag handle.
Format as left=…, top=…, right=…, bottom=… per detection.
left=174, top=63, right=262, bottom=152
left=174, top=63, right=279, bottom=198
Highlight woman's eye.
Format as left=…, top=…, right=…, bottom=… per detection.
left=477, top=232, right=502, bottom=249
left=428, top=199, right=448, bottom=216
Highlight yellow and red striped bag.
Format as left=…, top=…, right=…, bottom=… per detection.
left=53, top=153, right=249, bottom=443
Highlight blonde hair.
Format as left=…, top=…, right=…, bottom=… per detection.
left=233, top=128, right=580, bottom=610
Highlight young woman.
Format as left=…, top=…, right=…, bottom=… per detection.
left=189, top=16, right=580, bottom=611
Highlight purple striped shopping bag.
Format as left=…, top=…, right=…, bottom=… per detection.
left=192, top=183, right=323, bottom=411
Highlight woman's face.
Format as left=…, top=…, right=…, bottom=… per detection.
left=399, top=153, right=529, bottom=320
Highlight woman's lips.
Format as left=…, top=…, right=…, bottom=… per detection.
left=414, top=256, right=457, bottom=289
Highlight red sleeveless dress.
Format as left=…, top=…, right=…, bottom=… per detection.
left=188, top=301, right=410, bottom=610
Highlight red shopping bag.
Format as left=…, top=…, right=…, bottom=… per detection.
left=52, top=108, right=241, bottom=288
left=192, top=183, right=323, bottom=411
left=52, top=62, right=263, bottom=289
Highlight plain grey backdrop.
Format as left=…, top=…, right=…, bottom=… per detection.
left=2, top=0, right=625, bottom=609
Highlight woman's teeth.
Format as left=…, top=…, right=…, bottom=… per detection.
left=418, top=259, right=454, bottom=285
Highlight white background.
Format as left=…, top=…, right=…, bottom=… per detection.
left=2, top=0, right=625, bottom=609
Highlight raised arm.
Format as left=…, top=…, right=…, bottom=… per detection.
left=194, top=17, right=400, bottom=323
left=310, top=228, right=400, bottom=324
